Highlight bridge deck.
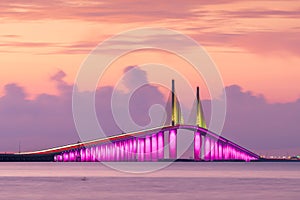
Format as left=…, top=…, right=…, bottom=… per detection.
left=19, top=125, right=259, bottom=160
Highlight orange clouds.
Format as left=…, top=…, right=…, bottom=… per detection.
left=0, top=0, right=299, bottom=103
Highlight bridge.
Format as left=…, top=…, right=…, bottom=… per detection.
left=20, top=80, right=260, bottom=162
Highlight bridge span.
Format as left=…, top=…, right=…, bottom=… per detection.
left=35, top=124, right=259, bottom=162
left=19, top=80, right=260, bottom=162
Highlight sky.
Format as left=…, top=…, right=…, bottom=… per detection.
left=0, top=0, right=299, bottom=155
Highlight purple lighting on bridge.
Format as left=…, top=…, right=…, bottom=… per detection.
left=53, top=127, right=259, bottom=162
left=137, top=138, right=145, bottom=162
left=218, top=141, right=223, bottom=160
left=63, top=152, right=69, bottom=162
left=129, top=139, right=133, bottom=160
left=91, top=147, right=95, bottom=162
left=205, top=136, right=211, bottom=161
left=133, top=139, right=137, bottom=161
left=69, top=151, right=75, bottom=162
left=169, top=129, right=177, bottom=159
left=145, top=135, right=152, bottom=161
left=194, top=131, right=201, bottom=161
left=211, top=139, right=215, bottom=160
left=157, top=132, right=164, bottom=160
left=151, top=133, right=158, bottom=161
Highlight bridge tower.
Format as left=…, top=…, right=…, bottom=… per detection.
left=169, top=79, right=181, bottom=159
left=194, top=87, right=207, bottom=161
left=171, top=79, right=183, bottom=126
left=196, top=87, right=207, bottom=129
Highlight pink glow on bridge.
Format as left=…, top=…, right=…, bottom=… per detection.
left=53, top=126, right=258, bottom=162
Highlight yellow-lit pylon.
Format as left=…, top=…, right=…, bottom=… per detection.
left=171, top=80, right=183, bottom=125
left=196, top=87, right=207, bottom=129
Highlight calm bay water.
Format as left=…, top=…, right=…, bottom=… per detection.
left=0, top=162, right=299, bottom=200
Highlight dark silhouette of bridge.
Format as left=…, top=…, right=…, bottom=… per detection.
left=21, top=80, right=260, bottom=162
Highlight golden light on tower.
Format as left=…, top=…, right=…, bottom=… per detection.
left=196, top=87, right=207, bottom=129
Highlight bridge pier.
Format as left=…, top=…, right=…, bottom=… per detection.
left=137, top=138, right=145, bottom=161
left=90, top=147, right=95, bottom=162
left=194, top=131, right=201, bottom=161
left=214, top=140, right=218, bottom=160
left=211, top=138, right=215, bottom=160
left=69, top=151, right=75, bottom=162
left=115, top=142, right=119, bottom=161
left=63, top=152, right=69, bottom=162
left=109, top=144, right=113, bottom=161
left=86, top=148, right=91, bottom=162
left=218, top=141, right=223, bottom=160
left=151, top=133, right=158, bottom=161
left=96, top=146, right=100, bottom=161
left=101, top=145, right=105, bottom=161
left=133, top=138, right=137, bottom=161
left=204, top=136, right=211, bottom=161
left=80, top=149, right=85, bottom=162
left=157, top=131, right=164, bottom=160
left=169, top=129, right=177, bottom=159
left=124, top=140, right=129, bottom=161
left=128, top=139, right=132, bottom=161
left=110, top=143, right=115, bottom=161
left=145, top=135, right=152, bottom=161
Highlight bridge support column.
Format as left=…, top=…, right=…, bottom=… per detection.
left=90, top=147, right=95, bottom=162
left=109, top=143, right=114, bottom=161
left=211, top=139, right=215, bottom=161
left=57, top=155, right=63, bottom=162
left=101, top=145, right=105, bottom=161
left=145, top=136, right=152, bottom=161
left=80, top=149, right=85, bottom=162
left=213, top=140, right=218, bottom=161
left=229, top=146, right=233, bottom=159
left=128, top=139, right=133, bottom=161
left=124, top=140, right=129, bottom=161
left=204, top=136, right=211, bottom=161
left=133, top=138, right=137, bottom=161
left=223, top=143, right=228, bottom=160
left=137, top=138, right=145, bottom=161
left=86, top=148, right=91, bottom=162
left=96, top=145, right=100, bottom=161
left=69, top=151, right=75, bottom=162
left=194, top=131, right=201, bottom=161
left=157, top=132, right=164, bottom=160
left=115, top=142, right=120, bottom=161
left=128, top=140, right=132, bottom=161
left=63, top=152, right=69, bottom=162
left=74, top=151, right=78, bottom=162
left=169, top=129, right=177, bottom=159
left=119, top=142, right=123, bottom=161
left=111, top=143, right=116, bottom=161
left=218, top=141, right=223, bottom=160
left=151, top=133, right=158, bottom=161
left=107, top=144, right=111, bottom=161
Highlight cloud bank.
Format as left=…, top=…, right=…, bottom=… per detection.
left=0, top=68, right=299, bottom=155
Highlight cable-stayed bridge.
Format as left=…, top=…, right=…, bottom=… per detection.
left=20, top=80, right=260, bottom=162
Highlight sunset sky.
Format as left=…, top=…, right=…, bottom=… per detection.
left=0, top=0, right=299, bottom=155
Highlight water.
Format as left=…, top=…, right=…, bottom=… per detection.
left=0, top=162, right=299, bottom=200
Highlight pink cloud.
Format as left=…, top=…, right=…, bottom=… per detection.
left=231, top=31, right=300, bottom=56
left=0, top=0, right=256, bottom=22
